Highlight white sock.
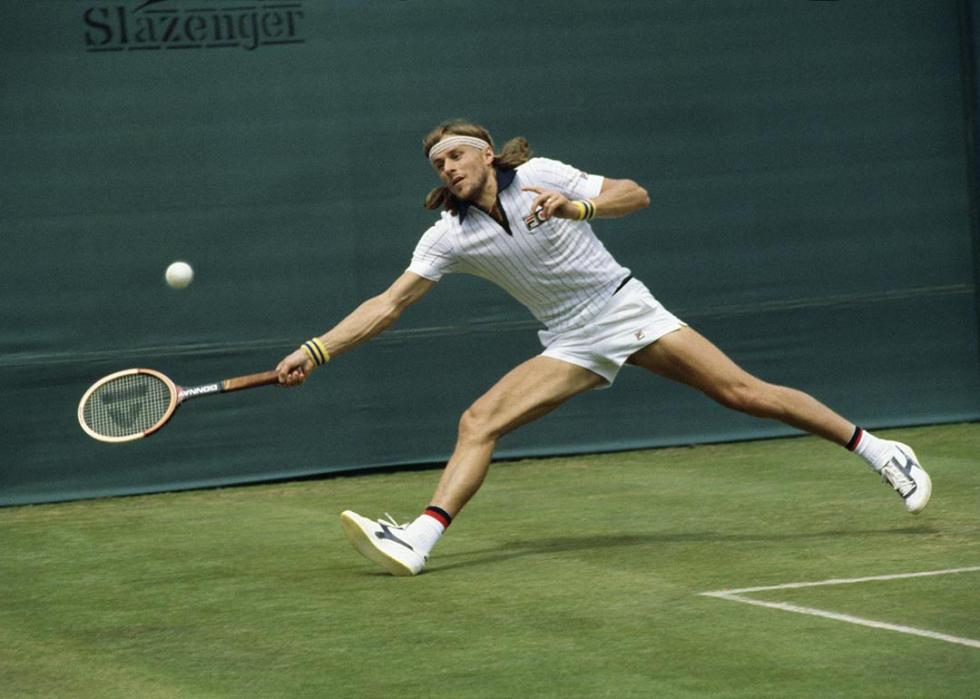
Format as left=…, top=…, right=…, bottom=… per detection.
left=850, top=428, right=894, bottom=471
left=406, top=513, right=445, bottom=557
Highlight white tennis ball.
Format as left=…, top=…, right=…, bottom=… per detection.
left=165, top=261, right=194, bottom=289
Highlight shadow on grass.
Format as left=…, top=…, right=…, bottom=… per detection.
left=429, top=525, right=938, bottom=573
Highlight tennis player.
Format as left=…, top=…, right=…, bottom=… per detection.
left=275, top=120, right=931, bottom=576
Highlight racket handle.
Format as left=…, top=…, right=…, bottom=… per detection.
left=221, top=370, right=280, bottom=392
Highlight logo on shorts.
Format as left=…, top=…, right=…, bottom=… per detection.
left=634, top=330, right=646, bottom=341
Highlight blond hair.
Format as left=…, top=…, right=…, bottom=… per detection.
left=423, top=120, right=531, bottom=214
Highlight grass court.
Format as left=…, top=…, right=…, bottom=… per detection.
left=2, top=423, right=978, bottom=697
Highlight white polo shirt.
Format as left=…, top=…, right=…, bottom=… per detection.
left=408, top=157, right=632, bottom=333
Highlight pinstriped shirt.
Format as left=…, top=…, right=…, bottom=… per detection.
left=408, top=157, right=631, bottom=333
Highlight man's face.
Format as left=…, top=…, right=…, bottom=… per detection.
left=430, top=144, right=494, bottom=202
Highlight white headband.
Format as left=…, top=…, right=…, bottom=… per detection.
left=428, top=135, right=491, bottom=161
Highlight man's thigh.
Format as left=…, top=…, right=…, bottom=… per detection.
left=466, top=356, right=605, bottom=438
left=627, top=326, right=755, bottom=393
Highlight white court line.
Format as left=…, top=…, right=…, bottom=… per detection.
left=710, top=565, right=980, bottom=595
left=701, top=566, right=980, bottom=650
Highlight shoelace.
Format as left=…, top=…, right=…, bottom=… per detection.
left=880, top=462, right=915, bottom=497
left=381, top=513, right=408, bottom=529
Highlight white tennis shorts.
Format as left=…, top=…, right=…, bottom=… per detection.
left=538, top=278, right=686, bottom=387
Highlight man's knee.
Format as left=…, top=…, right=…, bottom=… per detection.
left=457, top=405, right=497, bottom=444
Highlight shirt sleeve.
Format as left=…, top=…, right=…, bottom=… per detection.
left=407, top=217, right=457, bottom=282
left=523, top=157, right=604, bottom=200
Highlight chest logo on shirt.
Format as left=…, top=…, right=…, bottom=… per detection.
left=523, top=207, right=546, bottom=232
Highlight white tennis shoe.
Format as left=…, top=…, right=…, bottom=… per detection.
left=340, top=511, right=426, bottom=576
left=878, top=442, right=932, bottom=514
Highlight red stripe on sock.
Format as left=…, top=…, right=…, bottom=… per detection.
left=424, top=508, right=451, bottom=528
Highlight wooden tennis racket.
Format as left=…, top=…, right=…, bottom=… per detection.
left=78, top=368, right=279, bottom=443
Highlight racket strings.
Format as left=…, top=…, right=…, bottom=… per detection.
left=82, top=374, right=172, bottom=438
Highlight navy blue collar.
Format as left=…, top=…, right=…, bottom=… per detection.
left=458, top=167, right=517, bottom=222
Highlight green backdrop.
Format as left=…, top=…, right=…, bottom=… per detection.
left=3, top=0, right=978, bottom=505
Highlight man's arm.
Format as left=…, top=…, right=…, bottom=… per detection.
left=591, top=177, right=650, bottom=218
left=523, top=177, right=650, bottom=221
left=276, top=271, right=436, bottom=385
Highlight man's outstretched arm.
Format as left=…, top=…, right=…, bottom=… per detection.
left=276, top=271, right=435, bottom=385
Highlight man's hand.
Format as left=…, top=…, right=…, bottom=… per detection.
left=525, top=179, right=650, bottom=221
left=522, top=187, right=579, bottom=221
left=276, top=348, right=314, bottom=387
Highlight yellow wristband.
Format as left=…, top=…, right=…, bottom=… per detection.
left=301, top=338, right=330, bottom=367
left=571, top=199, right=597, bottom=221
left=312, top=337, right=330, bottom=363
left=583, top=199, right=597, bottom=220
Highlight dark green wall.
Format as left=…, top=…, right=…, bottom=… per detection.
left=3, top=1, right=978, bottom=505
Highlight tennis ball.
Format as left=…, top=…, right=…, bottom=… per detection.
left=165, top=261, right=194, bottom=289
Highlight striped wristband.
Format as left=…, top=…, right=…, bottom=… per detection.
left=301, top=337, right=330, bottom=367
left=573, top=199, right=597, bottom=221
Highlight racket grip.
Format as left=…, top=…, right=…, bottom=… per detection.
left=221, top=370, right=280, bottom=392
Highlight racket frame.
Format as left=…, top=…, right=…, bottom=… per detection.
left=77, top=368, right=179, bottom=443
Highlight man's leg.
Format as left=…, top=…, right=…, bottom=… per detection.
left=627, top=326, right=930, bottom=513
left=431, top=356, right=605, bottom=515
left=627, top=326, right=854, bottom=444
left=341, top=356, right=604, bottom=575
